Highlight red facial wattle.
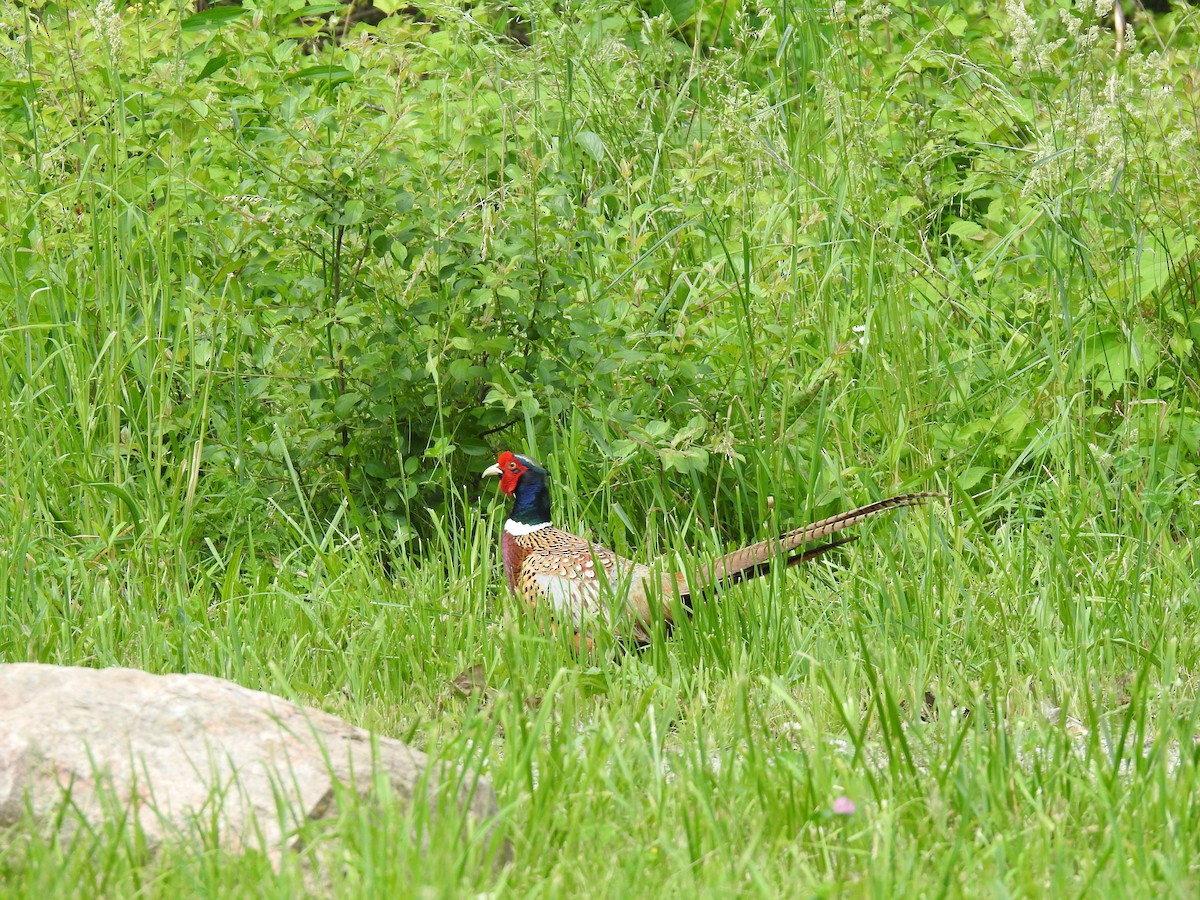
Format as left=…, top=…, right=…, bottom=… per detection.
left=495, top=451, right=528, bottom=495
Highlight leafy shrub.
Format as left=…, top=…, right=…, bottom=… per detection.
left=1, top=0, right=1197, bottom=559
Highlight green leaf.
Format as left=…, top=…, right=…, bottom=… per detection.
left=333, top=393, right=361, bottom=419
left=947, top=219, right=985, bottom=241
left=657, top=447, right=708, bottom=475
left=333, top=199, right=365, bottom=226
left=280, top=4, right=346, bottom=25
left=886, top=196, right=922, bottom=223
left=88, top=483, right=145, bottom=537
left=1135, top=235, right=1198, bottom=304
left=197, top=53, right=230, bottom=81
left=609, top=439, right=639, bottom=459
left=997, top=406, right=1030, bottom=443
left=287, top=66, right=353, bottom=85
left=181, top=7, right=248, bottom=30
left=577, top=131, right=605, bottom=162
left=956, top=467, right=990, bottom=491
left=0, top=81, right=38, bottom=100
left=447, top=358, right=474, bottom=381
left=1083, top=329, right=1135, bottom=396
left=662, top=0, right=696, bottom=25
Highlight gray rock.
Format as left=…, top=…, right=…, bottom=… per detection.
left=0, top=663, right=506, bottom=866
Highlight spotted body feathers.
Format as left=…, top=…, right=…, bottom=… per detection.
left=501, top=524, right=684, bottom=644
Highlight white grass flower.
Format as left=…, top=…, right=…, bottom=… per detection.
left=858, top=0, right=892, bottom=29
left=1059, top=9, right=1082, bottom=37
left=1168, top=128, right=1194, bottom=153
left=1022, top=132, right=1067, bottom=197
left=1104, top=70, right=1121, bottom=106
left=0, top=33, right=28, bottom=78
left=1006, top=0, right=1038, bottom=66
left=1007, top=0, right=1064, bottom=73
left=0, top=6, right=30, bottom=77
left=88, top=0, right=123, bottom=59
left=1078, top=24, right=1102, bottom=51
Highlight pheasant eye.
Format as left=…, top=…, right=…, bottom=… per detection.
left=509, top=462, right=519, bottom=471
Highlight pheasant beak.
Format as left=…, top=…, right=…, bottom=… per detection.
left=482, top=463, right=502, bottom=479
left=485, top=451, right=531, bottom=495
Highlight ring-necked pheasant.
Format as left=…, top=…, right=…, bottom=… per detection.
left=483, top=451, right=938, bottom=645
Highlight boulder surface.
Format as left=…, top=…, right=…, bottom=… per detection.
left=0, top=663, right=504, bottom=863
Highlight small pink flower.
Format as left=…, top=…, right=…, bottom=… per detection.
left=831, top=796, right=856, bottom=816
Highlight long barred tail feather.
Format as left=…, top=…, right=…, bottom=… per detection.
left=680, top=492, right=940, bottom=605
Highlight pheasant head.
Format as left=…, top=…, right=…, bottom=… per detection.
left=482, top=451, right=552, bottom=528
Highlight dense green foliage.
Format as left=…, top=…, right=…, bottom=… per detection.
left=2, top=0, right=1199, bottom=894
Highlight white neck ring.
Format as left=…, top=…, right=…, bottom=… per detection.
left=504, top=519, right=551, bottom=535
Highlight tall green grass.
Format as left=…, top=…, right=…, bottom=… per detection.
left=2, top=0, right=1200, bottom=895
